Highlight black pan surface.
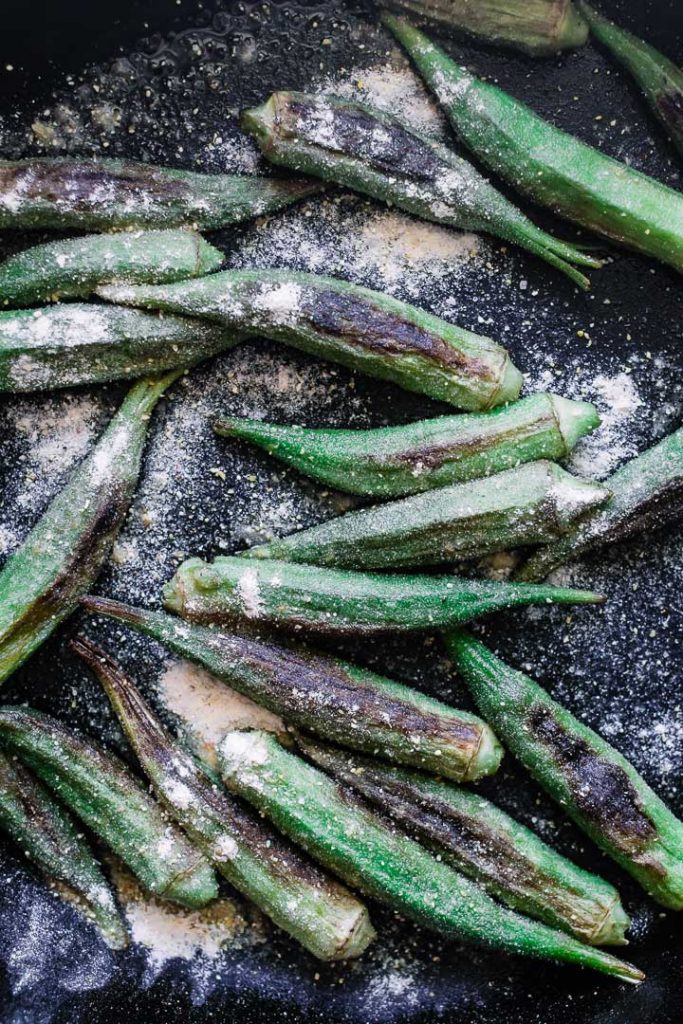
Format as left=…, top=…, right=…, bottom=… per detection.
left=0, top=2, right=681, bottom=1022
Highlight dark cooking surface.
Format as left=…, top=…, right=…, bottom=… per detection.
left=0, top=2, right=681, bottom=1022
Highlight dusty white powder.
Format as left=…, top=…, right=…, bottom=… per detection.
left=236, top=567, right=265, bottom=618
left=568, top=371, right=644, bottom=479
left=220, top=730, right=271, bottom=769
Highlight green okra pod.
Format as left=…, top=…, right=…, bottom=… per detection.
left=445, top=630, right=683, bottom=909
left=80, top=596, right=503, bottom=782
left=242, top=461, right=610, bottom=570
left=518, top=424, right=683, bottom=581
left=0, top=371, right=178, bottom=683
left=73, top=637, right=375, bottom=961
left=218, top=729, right=643, bottom=982
left=0, top=748, right=128, bottom=949
left=242, top=92, right=601, bottom=289
left=216, top=392, right=600, bottom=498
left=0, top=229, right=223, bottom=308
left=0, top=158, right=322, bottom=231
left=0, top=304, right=238, bottom=392
left=385, top=16, right=683, bottom=275
left=0, top=706, right=218, bottom=909
left=163, top=555, right=605, bottom=637
left=98, top=268, right=522, bottom=410
left=579, top=3, right=683, bottom=158
left=378, top=0, right=588, bottom=55
left=297, top=735, right=629, bottom=946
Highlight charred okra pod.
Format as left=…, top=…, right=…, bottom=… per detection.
left=218, top=730, right=643, bottom=982
left=80, top=597, right=502, bottom=782
left=99, top=269, right=522, bottom=410
left=216, top=393, right=600, bottom=498
left=0, top=372, right=179, bottom=683
left=242, top=461, right=610, bottom=570
left=0, top=158, right=322, bottom=231
left=0, top=748, right=128, bottom=949
left=74, top=637, right=375, bottom=961
left=518, top=425, right=683, bottom=581
left=163, top=555, right=605, bottom=637
left=0, top=304, right=238, bottom=392
left=378, top=0, right=588, bottom=55
left=579, top=3, right=683, bottom=158
left=297, top=735, right=628, bottom=946
left=445, top=630, right=683, bottom=910
left=385, top=16, right=683, bottom=275
left=0, top=229, right=223, bottom=308
left=0, top=706, right=218, bottom=908
left=242, top=92, right=601, bottom=289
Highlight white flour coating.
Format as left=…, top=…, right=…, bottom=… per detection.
left=236, top=567, right=265, bottom=618
left=219, top=730, right=271, bottom=769
left=568, top=371, right=644, bottom=479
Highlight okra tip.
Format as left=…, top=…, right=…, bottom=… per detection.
left=241, top=97, right=278, bottom=154
left=551, top=394, right=601, bottom=451
left=494, top=357, right=524, bottom=408
left=467, top=724, right=504, bottom=780
left=592, top=897, right=631, bottom=948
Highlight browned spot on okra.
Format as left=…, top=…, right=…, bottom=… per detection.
left=0, top=161, right=187, bottom=208
left=526, top=704, right=657, bottom=854
left=382, top=419, right=552, bottom=470
left=601, top=477, right=683, bottom=546
left=656, top=90, right=683, bottom=139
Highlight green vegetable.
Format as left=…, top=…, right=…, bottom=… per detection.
left=297, top=735, right=629, bottom=946
left=0, top=158, right=322, bottom=231
left=98, top=268, right=522, bottom=410
left=0, top=229, right=223, bottom=308
left=0, top=748, right=128, bottom=949
left=0, top=372, right=178, bottom=683
left=445, top=630, right=683, bottom=909
left=0, top=706, right=218, bottom=908
left=385, top=15, right=683, bottom=275
left=218, top=729, right=643, bottom=982
left=518, top=425, right=683, bottom=581
left=378, top=0, right=588, bottom=54
left=216, top=392, right=600, bottom=498
left=74, top=637, right=375, bottom=961
left=80, top=597, right=503, bottom=782
left=579, top=2, right=683, bottom=158
left=0, top=304, right=238, bottom=392
left=242, top=461, right=610, bottom=570
left=242, top=92, right=601, bottom=289
left=163, top=554, right=605, bottom=637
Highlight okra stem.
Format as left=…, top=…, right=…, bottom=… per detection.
left=0, top=748, right=128, bottom=949
left=74, top=637, right=375, bottom=961
left=0, top=229, right=223, bottom=308
left=80, top=596, right=502, bottom=782
left=242, top=92, right=601, bottom=289
left=241, top=461, right=610, bottom=570
left=0, top=371, right=179, bottom=683
left=296, top=735, right=629, bottom=946
left=163, top=555, right=605, bottom=637
left=98, top=268, right=522, bottom=410
left=0, top=706, right=218, bottom=909
left=215, top=393, right=600, bottom=498
left=218, top=730, right=643, bottom=982
left=385, top=15, right=683, bottom=274
left=0, top=158, right=322, bottom=230
left=445, top=630, right=683, bottom=909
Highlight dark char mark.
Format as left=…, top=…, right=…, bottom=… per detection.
left=0, top=160, right=188, bottom=209
left=656, top=89, right=683, bottom=145
left=383, top=417, right=552, bottom=470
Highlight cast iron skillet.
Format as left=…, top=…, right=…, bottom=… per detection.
left=0, top=2, right=681, bottom=1023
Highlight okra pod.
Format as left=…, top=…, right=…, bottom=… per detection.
left=0, top=158, right=322, bottom=231
left=0, top=229, right=223, bottom=308
left=579, top=3, right=683, bottom=158
left=163, top=555, right=604, bottom=637
left=0, top=748, right=128, bottom=949
left=215, top=393, right=600, bottom=498
left=242, top=461, right=610, bottom=570
left=297, top=735, right=629, bottom=946
left=242, top=92, right=601, bottom=289
left=445, top=630, right=683, bottom=909
left=74, top=637, right=375, bottom=961
left=0, top=372, right=178, bottom=683
left=99, top=269, right=522, bottom=410
left=80, top=597, right=503, bottom=782
left=0, top=304, right=238, bottom=392
left=218, top=730, right=643, bottom=982
left=378, top=0, right=588, bottom=55
left=0, top=706, right=218, bottom=908
left=518, top=424, right=683, bottom=581
left=385, top=16, right=683, bottom=274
